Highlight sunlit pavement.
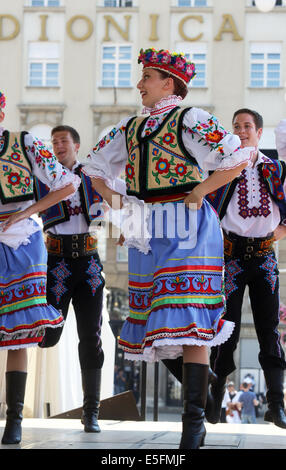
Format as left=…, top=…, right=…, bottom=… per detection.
left=0, top=418, right=286, bottom=450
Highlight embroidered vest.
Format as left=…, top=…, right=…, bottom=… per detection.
left=34, top=165, right=103, bottom=231
left=206, top=158, right=286, bottom=223
left=0, top=130, right=34, bottom=204
left=125, top=107, right=203, bottom=199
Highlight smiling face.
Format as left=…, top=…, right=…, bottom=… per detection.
left=51, top=130, right=80, bottom=169
left=137, top=68, right=174, bottom=108
left=232, top=113, right=262, bottom=148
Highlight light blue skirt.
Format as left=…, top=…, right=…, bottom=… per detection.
left=0, top=226, right=63, bottom=350
left=119, top=199, right=234, bottom=362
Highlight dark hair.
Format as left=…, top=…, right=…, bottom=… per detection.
left=51, top=125, right=80, bottom=144
left=232, top=108, right=263, bottom=130
left=157, top=70, right=188, bottom=100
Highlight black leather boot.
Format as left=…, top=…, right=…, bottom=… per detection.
left=162, top=357, right=183, bottom=382
left=81, top=369, right=101, bottom=433
left=1, top=371, right=27, bottom=445
left=264, top=368, right=286, bottom=429
left=162, top=357, right=217, bottom=388
left=163, top=358, right=217, bottom=424
left=179, top=363, right=209, bottom=450
left=205, top=375, right=227, bottom=424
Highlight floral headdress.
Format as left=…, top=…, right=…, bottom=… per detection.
left=138, top=48, right=196, bottom=85
left=0, top=91, right=6, bottom=109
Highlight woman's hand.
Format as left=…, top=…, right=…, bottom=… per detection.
left=184, top=185, right=204, bottom=210
left=274, top=224, right=286, bottom=241
left=1, top=209, right=32, bottom=232
left=1, top=182, right=75, bottom=232
left=117, top=234, right=125, bottom=246
left=92, top=178, right=123, bottom=210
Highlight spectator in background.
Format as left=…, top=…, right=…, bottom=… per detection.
left=114, top=367, right=127, bottom=395
left=226, top=382, right=242, bottom=424
left=239, top=381, right=259, bottom=424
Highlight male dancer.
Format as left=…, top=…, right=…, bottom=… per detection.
left=35, top=125, right=105, bottom=433
left=206, top=109, right=286, bottom=428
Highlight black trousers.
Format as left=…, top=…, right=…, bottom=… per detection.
left=39, top=251, right=105, bottom=370
left=210, top=251, right=286, bottom=377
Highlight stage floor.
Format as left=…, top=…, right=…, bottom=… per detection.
left=0, top=418, right=286, bottom=450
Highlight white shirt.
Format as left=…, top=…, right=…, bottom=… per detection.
left=49, top=160, right=90, bottom=235
left=222, top=151, right=286, bottom=237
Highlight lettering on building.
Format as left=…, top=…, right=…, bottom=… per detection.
left=0, top=13, right=243, bottom=42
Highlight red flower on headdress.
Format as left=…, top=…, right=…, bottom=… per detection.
left=0, top=92, right=6, bottom=109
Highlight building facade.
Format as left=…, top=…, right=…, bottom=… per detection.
left=1, top=0, right=286, bottom=407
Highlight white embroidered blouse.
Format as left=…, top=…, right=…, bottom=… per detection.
left=82, top=95, right=252, bottom=188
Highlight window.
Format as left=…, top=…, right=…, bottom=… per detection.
left=116, top=245, right=128, bottom=262
left=29, top=124, right=53, bottom=150
left=101, top=45, right=132, bottom=87
left=103, top=0, right=133, bottom=6
left=251, top=0, right=284, bottom=6
left=178, top=0, right=207, bottom=6
left=28, top=42, right=60, bottom=87
left=177, top=43, right=207, bottom=87
left=250, top=43, right=281, bottom=88
left=30, top=0, right=60, bottom=6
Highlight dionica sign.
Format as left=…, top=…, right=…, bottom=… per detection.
left=0, top=13, right=243, bottom=42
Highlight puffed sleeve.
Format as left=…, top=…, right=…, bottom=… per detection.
left=82, top=117, right=131, bottom=187
left=275, top=119, right=286, bottom=160
left=181, top=107, right=252, bottom=172
left=24, top=133, right=81, bottom=198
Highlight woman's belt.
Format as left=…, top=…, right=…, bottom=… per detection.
left=46, top=232, right=98, bottom=258
left=144, top=192, right=189, bottom=204
left=223, top=231, right=275, bottom=260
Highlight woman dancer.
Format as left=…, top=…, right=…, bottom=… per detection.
left=0, top=91, right=80, bottom=445
left=82, top=49, right=253, bottom=449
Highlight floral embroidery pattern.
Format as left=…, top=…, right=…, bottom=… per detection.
left=183, top=116, right=231, bottom=157
left=237, top=169, right=271, bottom=219
left=262, top=162, right=286, bottom=201
left=224, top=259, right=243, bottom=300
left=27, top=139, right=60, bottom=180
left=90, top=125, right=126, bottom=155
left=260, top=253, right=278, bottom=294
left=86, top=257, right=103, bottom=296
left=125, top=163, right=135, bottom=181
left=151, top=114, right=199, bottom=186
left=50, top=260, right=72, bottom=304
left=1, top=134, right=33, bottom=198
left=125, top=120, right=140, bottom=191
left=138, top=48, right=196, bottom=83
